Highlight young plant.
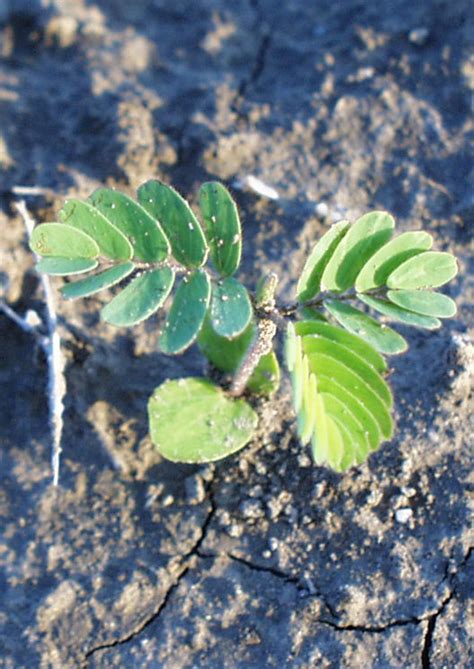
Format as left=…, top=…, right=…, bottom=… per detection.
left=29, top=181, right=458, bottom=471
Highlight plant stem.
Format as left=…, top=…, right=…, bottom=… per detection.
left=229, top=317, right=277, bottom=397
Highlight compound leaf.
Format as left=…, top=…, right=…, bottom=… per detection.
left=301, top=335, right=392, bottom=407
left=90, top=188, right=170, bottom=262
left=30, top=223, right=99, bottom=259
left=355, top=231, right=433, bottom=293
left=199, top=181, right=242, bottom=276
left=296, top=220, right=350, bottom=301
left=138, top=180, right=208, bottom=268
left=159, top=270, right=211, bottom=355
left=387, top=290, right=457, bottom=318
left=101, top=267, right=174, bottom=327
left=359, top=294, right=441, bottom=330
left=61, top=262, right=135, bottom=300
left=36, top=257, right=98, bottom=275
left=295, top=320, right=387, bottom=372
left=324, top=299, right=407, bottom=355
left=148, top=377, right=258, bottom=463
left=60, top=199, right=133, bottom=261
left=321, top=211, right=395, bottom=292
left=387, top=251, right=458, bottom=290
left=210, top=278, right=252, bottom=338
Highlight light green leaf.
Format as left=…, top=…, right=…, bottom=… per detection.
left=296, top=220, right=350, bottom=301
left=322, top=393, right=369, bottom=466
left=138, top=180, right=208, bottom=268
left=61, top=262, right=135, bottom=300
left=326, top=415, right=344, bottom=470
left=311, top=393, right=329, bottom=466
left=359, top=294, right=441, bottom=330
left=60, top=199, right=133, bottom=261
left=285, top=322, right=298, bottom=372
left=30, top=223, right=99, bottom=258
left=159, top=270, right=211, bottom=354
left=36, top=257, right=98, bottom=275
left=148, top=378, right=258, bottom=463
left=307, top=352, right=393, bottom=439
left=387, top=290, right=457, bottom=318
left=199, top=182, right=242, bottom=276
left=324, top=299, right=407, bottom=355
left=210, top=278, right=252, bottom=338
left=246, top=351, right=280, bottom=396
left=301, top=335, right=392, bottom=407
left=387, top=251, right=458, bottom=290
left=297, top=306, right=328, bottom=322
left=101, top=267, right=174, bottom=327
left=321, top=211, right=395, bottom=292
left=295, top=320, right=387, bottom=372
left=355, top=231, right=433, bottom=292
left=297, top=371, right=316, bottom=445
left=90, top=188, right=170, bottom=262
left=316, top=375, right=381, bottom=451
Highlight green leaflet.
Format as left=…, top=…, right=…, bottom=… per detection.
left=199, top=182, right=242, bottom=276
left=297, top=306, right=328, bottom=322
left=90, top=188, right=170, bottom=262
left=60, top=199, right=133, bottom=261
left=294, top=320, right=387, bottom=372
left=210, top=278, right=252, bottom=338
left=387, top=290, right=457, bottom=318
left=296, top=220, right=350, bottom=301
left=301, top=335, right=392, bottom=407
left=322, top=393, right=369, bottom=466
left=317, top=375, right=381, bottom=451
left=148, top=378, right=258, bottom=463
left=355, top=231, right=433, bottom=293
left=246, top=352, right=281, bottom=396
left=324, top=299, right=407, bottom=355
left=297, top=368, right=316, bottom=445
left=30, top=223, right=99, bottom=259
left=101, top=267, right=174, bottom=327
left=325, top=416, right=344, bottom=470
left=359, top=294, right=441, bottom=330
left=159, top=270, right=211, bottom=355
left=36, top=257, right=98, bottom=275
left=311, top=393, right=329, bottom=466
left=307, top=352, right=393, bottom=439
left=387, top=251, right=458, bottom=290
left=138, top=180, right=208, bottom=268
left=321, top=211, right=395, bottom=292
left=285, top=321, right=298, bottom=372
left=61, top=262, right=135, bottom=300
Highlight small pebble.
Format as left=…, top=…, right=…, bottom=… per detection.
left=409, top=27, right=429, bottom=46
left=315, top=202, right=329, bottom=219
left=395, top=508, right=413, bottom=524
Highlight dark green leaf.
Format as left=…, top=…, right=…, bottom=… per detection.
left=247, top=352, right=281, bottom=396
left=199, top=182, right=242, bottom=276
left=138, top=180, right=208, bottom=268
left=36, top=257, right=98, bottom=275
left=30, top=223, right=99, bottom=258
left=324, top=299, right=407, bottom=355
left=296, top=220, right=350, bottom=301
left=210, top=278, right=252, bottom=338
left=359, top=294, right=441, bottom=330
left=321, top=211, right=395, bottom=292
left=198, top=316, right=256, bottom=374
left=62, top=262, right=135, bottom=300
left=387, top=290, right=457, bottom=318
left=387, top=251, right=458, bottom=290
left=60, top=199, right=133, bottom=260
left=148, top=378, right=258, bottom=463
left=159, top=270, right=211, bottom=354
left=101, top=267, right=174, bottom=327
left=90, top=188, right=170, bottom=262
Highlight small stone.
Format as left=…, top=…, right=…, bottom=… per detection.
left=395, top=508, right=413, bottom=524
left=162, top=494, right=174, bottom=507
left=240, top=499, right=264, bottom=520
left=315, top=202, right=329, bottom=219
left=227, top=523, right=243, bottom=538
left=409, top=27, right=429, bottom=46
left=184, top=474, right=206, bottom=505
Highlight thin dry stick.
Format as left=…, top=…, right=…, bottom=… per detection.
left=14, top=200, right=66, bottom=486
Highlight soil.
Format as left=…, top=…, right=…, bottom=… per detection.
left=0, top=1, right=473, bottom=667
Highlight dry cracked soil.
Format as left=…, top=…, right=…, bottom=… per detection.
left=0, top=0, right=473, bottom=667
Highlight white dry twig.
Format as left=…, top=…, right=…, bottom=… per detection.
left=12, top=200, right=66, bottom=486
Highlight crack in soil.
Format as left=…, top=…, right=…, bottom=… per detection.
left=82, top=479, right=217, bottom=666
